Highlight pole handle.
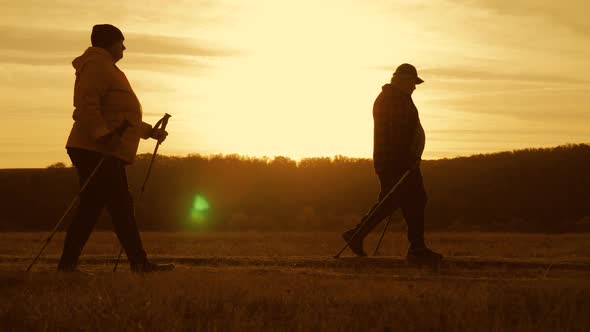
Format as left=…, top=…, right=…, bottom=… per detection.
left=151, top=113, right=171, bottom=144
left=153, top=113, right=172, bottom=131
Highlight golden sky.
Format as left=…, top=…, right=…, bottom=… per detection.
left=1, top=0, right=589, bottom=168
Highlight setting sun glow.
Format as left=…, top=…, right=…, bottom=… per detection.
left=1, top=0, right=589, bottom=168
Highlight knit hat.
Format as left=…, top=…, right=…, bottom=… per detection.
left=91, top=24, right=124, bottom=48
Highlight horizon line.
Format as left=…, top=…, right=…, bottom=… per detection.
left=2, top=143, right=587, bottom=171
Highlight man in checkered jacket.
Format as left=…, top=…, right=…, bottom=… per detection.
left=342, top=63, right=442, bottom=264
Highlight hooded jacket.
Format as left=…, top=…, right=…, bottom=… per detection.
left=66, top=47, right=152, bottom=164
left=372, top=83, right=425, bottom=175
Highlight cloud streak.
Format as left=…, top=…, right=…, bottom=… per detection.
left=452, top=0, right=590, bottom=38
left=0, top=25, right=239, bottom=64
left=420, top=67, right=590, bottom=85
left=373, top=66, right=590, bottom=85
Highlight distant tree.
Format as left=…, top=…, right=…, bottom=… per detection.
left=47, top=162, right=67, bottom=169
left=2, top=144, right=589, bottom=232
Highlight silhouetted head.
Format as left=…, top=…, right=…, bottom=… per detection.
left=91, top=24, right=126, bottom=63
left=391, top=63, right=423, bottom=95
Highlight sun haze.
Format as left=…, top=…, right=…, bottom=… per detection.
left=1, top=0, right=589, bottom=168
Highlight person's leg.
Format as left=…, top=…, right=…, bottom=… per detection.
left=400, top=168, right=443, bottom=262
left=102, top=158, right=147, bottom=267
left=357, top=170, right=407, bottom=236
left=399, top=169, right=427, bottom=249
left=58, top=149, right=107, bottom=270
left=104, top=159, right=174, bottom=272
left=342, top=171, right=400, bottom=256
left=402, top=206, right=426, bottom=249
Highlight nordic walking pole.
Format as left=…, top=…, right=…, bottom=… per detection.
left=26, top=120, right=130, bottom=272
left=26, top=159, right=104, bottom=272
left=334, top=161, right=420, bottom=259
left=373, top=212, right=394, bottom=256
left=113, top=113, right=171, bottom=272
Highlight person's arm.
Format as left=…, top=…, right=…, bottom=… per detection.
left=390, top=96, right=415, bottom=169
left=139, top=122, right=153, bottom=139
left=373, top=95, right=394, bottom=170
left=72, top=61, right=112, bottom=141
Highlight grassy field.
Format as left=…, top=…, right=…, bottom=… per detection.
left=1, top=231, right=590, bottom=331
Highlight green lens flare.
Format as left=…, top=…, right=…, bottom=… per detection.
left=193, top=195, right=209, bottom=212
left=190, top=195, right=210, bottom=225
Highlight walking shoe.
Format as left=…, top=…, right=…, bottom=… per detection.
left=406, top=246, right=443, bottom=265
left=342, top=228, right=367, bottom=257
left=131, top=260, right=175, bottom=273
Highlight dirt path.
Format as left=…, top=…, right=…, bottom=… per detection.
left=4, top=255, right=590, bottom=281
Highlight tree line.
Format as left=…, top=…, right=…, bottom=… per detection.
left=1, top=144, right=589, bottom=232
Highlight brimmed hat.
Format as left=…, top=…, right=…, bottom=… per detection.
left=393, top=63, right=424, bottom=84
left=91, top=24, right=124, bottom=48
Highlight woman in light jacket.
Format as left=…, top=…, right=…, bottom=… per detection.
left=59, top=24, right=173, bottom=273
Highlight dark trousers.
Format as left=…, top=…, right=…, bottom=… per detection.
left=356, top=167, right=427, bottom=248
left=58, top=148, right=147, bottom=269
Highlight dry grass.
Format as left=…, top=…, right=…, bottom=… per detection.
left=1, top=232, right=590, bottom=331
left=3, top=231, right=590, bottom=258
